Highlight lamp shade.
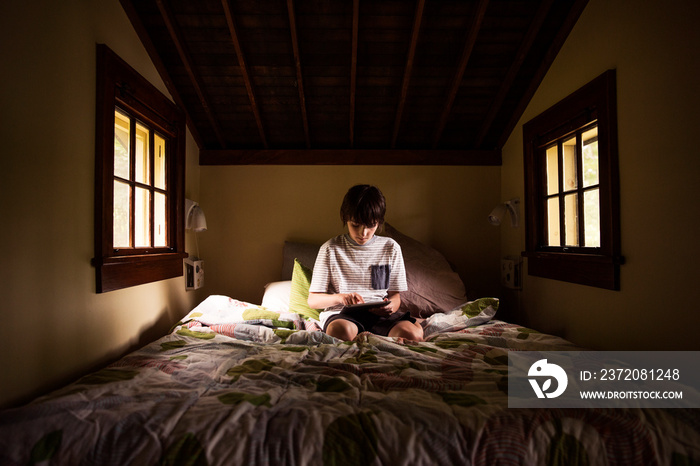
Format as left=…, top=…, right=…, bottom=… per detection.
left=488, top=198, right=519, bottom=227
left=488, top=204, right=508, bottom=226
left=185, top=199, right=208, bottom=232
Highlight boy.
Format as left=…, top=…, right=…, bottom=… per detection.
left=308, top=185, right=423, bottom=341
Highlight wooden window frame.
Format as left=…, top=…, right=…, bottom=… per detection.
left=94, top=44, right=187, bottom=293
left=523, top=70, right=623, bottom=290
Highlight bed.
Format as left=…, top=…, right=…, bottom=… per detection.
left=1, top=226, right=698, bottom=465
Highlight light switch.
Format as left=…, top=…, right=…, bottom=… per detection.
left=501, top=256, right=522, bottom=289
left=184, top=258, right=204, bottom=290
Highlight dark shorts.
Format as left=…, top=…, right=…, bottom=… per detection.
left=323, top=307, right=416, bottom=337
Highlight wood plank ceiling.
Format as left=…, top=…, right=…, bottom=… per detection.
left=120, top=0, right=588, bottom=165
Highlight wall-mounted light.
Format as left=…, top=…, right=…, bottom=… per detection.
left=184, top=199, right=206, bottom=290
left=489, top=198, right=520, bottom=227
left=185, top=199, right=207, bottom=232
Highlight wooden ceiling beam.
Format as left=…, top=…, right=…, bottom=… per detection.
left=391, top=0, right=425, bottom=149
left=286, top=0, right=310, bottom=148
left=221, top=0, right=269, bottom=149
left=474, top=0, right=554, bottom=148
left=154, top=0, right=226, bottom=149
left=432, top=0, right=490, bottom=149
left=349, top=0, right=359, bottom=148
left=496, top=0, right=590, bottom=149
left=200, top=149, right=501, bottom=166
left=119, top=0, right=204, bottom=148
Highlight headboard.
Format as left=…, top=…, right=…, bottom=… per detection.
left=281, top=241, right=321, bottom=280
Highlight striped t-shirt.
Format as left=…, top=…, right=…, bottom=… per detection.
left=309, top=234, right=408, bottom=327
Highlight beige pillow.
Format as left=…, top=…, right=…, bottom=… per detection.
left=383, top=223, right=468, bottom=318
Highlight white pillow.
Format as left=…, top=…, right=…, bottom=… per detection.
left=261, top=280, right=292, bottom=313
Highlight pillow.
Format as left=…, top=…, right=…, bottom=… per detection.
left=261, top=280, right=292, bottom=313
left=382, top=223, right=468, bottom=318
left=288, top=259, right=321, bottom=321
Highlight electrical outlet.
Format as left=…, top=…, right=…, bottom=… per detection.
left=184, top=258, right=204, bottom=290
left=501, top=256, right=522, bottom=289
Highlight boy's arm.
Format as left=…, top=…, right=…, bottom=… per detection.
left=308, top=292, right=365, bottom=309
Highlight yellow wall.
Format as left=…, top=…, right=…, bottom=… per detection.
left=500, top=0, right=700, bottom=349
left=197, top=165, right=502, bottom=306
left=0, top=0, right=201, bottom=408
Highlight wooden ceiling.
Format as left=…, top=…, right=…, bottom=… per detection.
left=120, top=0, right=588, bottom=165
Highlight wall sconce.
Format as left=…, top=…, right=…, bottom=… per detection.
left=185, top=199, right=207, bottom=232
left=489, top=198, right=520, bottom=227
left=185, top=199, right=206, bottom=290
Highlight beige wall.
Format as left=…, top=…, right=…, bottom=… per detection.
left=197, top=165, right=501, bottom=306
left=0, top=0, right=201, bottom=408
left=500, top=0, right=700, bottom=349
left=3, top=0, right=697, bottom=410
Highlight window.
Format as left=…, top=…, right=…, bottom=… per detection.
left=544, top=124, right=600, bottom=248
left=113, top=110, right=169, bottom=250
left=94, top=44, right=186, bottom=293
left=523, top=70, right=622, bottom=290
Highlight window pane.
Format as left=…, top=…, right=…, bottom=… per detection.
left=546, top=145, right=559, bottom=195
left=547, top=197, right=560, bottom=246
left=154, top=133, right=166, bottom=189
left=113, top=180, right=130, bottom=248
left=562, top=136, right=577, bottom=191
left=135, top=123, right=150, bottom=185
left=582, top=126, right=599, bottom=188
left=114, top=110, right=130, bottom=179
left=135, top=187, right=150, bottom=248
left=154, top=192, right=167, bottom=247
left=564, top=193, right=579, bottom=246
left=584, top=189, right=601, bottom=247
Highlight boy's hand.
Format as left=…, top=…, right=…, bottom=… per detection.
left=368, top=299, right=394, bottom=317
left=340, top=293, right=364, bottom=306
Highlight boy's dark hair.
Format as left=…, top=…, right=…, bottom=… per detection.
left=340, top=185, right=386, bottom=226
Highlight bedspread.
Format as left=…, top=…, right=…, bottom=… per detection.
left=1, top=298, right=698, bottom=465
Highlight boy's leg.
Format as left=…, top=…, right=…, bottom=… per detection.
left=326, top=318, right=360, bottom=341
left=387, top=320, right=423, bottom=341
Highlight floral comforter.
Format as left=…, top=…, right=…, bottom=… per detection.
left=0, top=296, right=698, bottom=465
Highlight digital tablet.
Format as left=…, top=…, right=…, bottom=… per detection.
left=342, top=301, right=390, bottom=312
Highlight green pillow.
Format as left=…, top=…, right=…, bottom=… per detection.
left=289, top=259, right=321, bottom=321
